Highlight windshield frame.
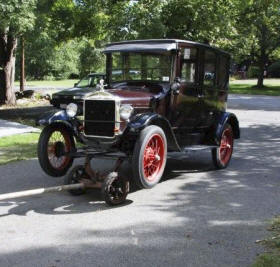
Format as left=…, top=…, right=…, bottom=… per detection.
left=106, top=52, right=173, bottom=85
left=76, top=75, right=104, bottom=88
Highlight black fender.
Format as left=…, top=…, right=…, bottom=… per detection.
left=37, top=110, right=79, bottom=138
left=37, top=110, right=71, bottom=126
left=208, top=112, right=240, bottom=145
left=123, top=113, right=181, bottom=152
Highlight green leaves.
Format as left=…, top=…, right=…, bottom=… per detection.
left=0, top=0, right=37, bottom=34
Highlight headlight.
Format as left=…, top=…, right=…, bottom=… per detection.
left=66, top=103, right=78, bottom=117
left=120, top=104, right=134, bottom=121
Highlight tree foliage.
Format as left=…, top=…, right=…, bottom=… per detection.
left=234, top=0, right=280, bottom=86
left=1, top=0, right=280, bottom=104
left=0, top=0, right=37, bottom=104
left=0, top=0, right=37, bottom=33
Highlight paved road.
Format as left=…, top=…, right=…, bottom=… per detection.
left=0, top=95, right=279, bottom=267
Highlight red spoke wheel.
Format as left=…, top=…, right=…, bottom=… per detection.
left=102, top=172, right=129, bottom=206
left=38, top=124, right=75, bottom=177
left=132, top=125, right=167, bottom=189
left=212, top=123, right=234, bottom=169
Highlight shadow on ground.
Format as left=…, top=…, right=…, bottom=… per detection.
left=0, top=122, right=279, bottom=266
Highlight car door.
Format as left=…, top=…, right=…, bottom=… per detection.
left=200, top=48, right=218, bottom=128
left=169, top=46, right=204, bottom=145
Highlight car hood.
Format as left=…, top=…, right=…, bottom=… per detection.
left=105, top=87, right=156, bottom=107
left=53, top=87, right=97, bottom=97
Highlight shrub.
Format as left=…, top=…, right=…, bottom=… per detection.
left=247, top=66, right=260, bottom=78
left=268, top=61, right=280, bottom=78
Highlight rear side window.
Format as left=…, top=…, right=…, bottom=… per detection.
left=218, top=55, right=229, bottom=89
left=203, top=50, right=216, bottom=87
left=180, top=48, right=197, bottom=83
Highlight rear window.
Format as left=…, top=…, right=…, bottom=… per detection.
left=218, top=55, right=229, bottom=89
left=203, top=50, right=216, bottom=87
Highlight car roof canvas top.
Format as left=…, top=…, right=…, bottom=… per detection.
left=104, top=42, right=177, bottom=53
left=104, top=39, right=230, bottom=56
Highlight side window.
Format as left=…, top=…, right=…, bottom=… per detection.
left=204, top=50, right=216, bottom=87
left=218, top=55, right=229, bottom=89
left=181, top=62, right=196, bottom=83
left=180, top=47, right=197, bottom=83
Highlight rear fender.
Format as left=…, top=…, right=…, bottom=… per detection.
left=212, top=112, right=240, bottom=145
left=123, top=113, right=181, bottom=152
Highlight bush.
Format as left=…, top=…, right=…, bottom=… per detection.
left=268, top=61, right=280, bottom=78
left=247, top=66, right=260, bottom=78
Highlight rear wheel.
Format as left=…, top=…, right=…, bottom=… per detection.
left=212, top=123, right=234, bottom=169
left=38, top=124, right=75, bottom=177
left=132, top=125, right=167, bottom=189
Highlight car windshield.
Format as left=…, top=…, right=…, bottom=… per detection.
left=110, top=52, right=172, bottom=83
left=76, top=75, right=103, bottom=88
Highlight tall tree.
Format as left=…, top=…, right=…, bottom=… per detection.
left=0, top=0, right=37, bottom=105
left=108, top=0, right=165, bottom=41
left=235, top=0, right=280, bottom=87
left=161, top=0, right=235, bottom=44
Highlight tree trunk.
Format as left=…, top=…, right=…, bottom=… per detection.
left=0, top=30, right=17, bottom=105
left=20, top=36, right=25, bottom=92
left=257, top=52, right=266, bottom=88
left=257, top=61, right=265, bottom=88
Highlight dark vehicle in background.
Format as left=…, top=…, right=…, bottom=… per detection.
left=50, top=73, right=106, bottom=113
left=38, top=39, right=240, bottom=205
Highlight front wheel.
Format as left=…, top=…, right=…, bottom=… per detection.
left=37, top=124, right=75, bottom=177
left=212, top=123, right=234, bottom=169
left=65, top=165, right=87, bottom=196
left=102, top=172, right=129, bottom=206
left=132, top=125, right=167, bottom=189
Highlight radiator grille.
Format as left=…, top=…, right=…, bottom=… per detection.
left=84, top=100, right=115, bottom=137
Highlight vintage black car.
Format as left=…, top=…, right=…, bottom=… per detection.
left=37, top=39, right=240, bottom=205
left=50, top=73, right=106, bottom=112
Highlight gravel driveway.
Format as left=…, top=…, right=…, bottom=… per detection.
left=0, top=94, right=279, bottom=267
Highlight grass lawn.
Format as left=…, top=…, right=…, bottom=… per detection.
left=14, top=79, right=79, bottom=88
left=0, top=133, right=40, bottom=165
left=230, top=79, right=280, bottom=96
left=253, top=217, right=280, bottom=267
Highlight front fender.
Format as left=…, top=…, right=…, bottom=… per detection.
left=124, top=113, right=181, bottom=152
left=37, top=110, right=71, bottom=127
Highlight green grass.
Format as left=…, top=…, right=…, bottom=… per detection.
left=0, top=133, right=40, bottom=165
left=253, top=216, right=280, bottom=267
left=14, top=79, right=79, bottom=88
left=230, top=79, right=280, bottom=96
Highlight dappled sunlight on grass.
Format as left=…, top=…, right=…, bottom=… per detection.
left=14, top=79, right=79, bottom=88
left=0, top=133, right=40, bottom=165
left=230, top=79, right=280, bottom=96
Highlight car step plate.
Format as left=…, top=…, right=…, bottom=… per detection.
left=183, top=145, right=218, bottom=152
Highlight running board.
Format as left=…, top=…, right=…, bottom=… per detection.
left=183, top=145, right=218, bottom=152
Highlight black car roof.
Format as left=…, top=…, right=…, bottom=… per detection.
left=104, top=39, right=229, bottom=56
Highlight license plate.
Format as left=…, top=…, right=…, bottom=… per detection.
left=60, top=104, right=67, bottom=109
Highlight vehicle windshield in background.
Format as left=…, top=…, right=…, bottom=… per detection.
left=111, top=52, right=171, bottom=83
left=76, top=75, right=102, bottom=88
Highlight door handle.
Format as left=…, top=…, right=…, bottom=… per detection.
left=198, top=94, right=205, bottom=99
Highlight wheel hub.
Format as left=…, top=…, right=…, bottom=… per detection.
left=144, top=147, right=160, bottom=167
left=54, top=141, right=65, bottom=157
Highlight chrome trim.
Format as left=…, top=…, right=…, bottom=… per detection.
left=83, top=91, right=121, bottom=139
